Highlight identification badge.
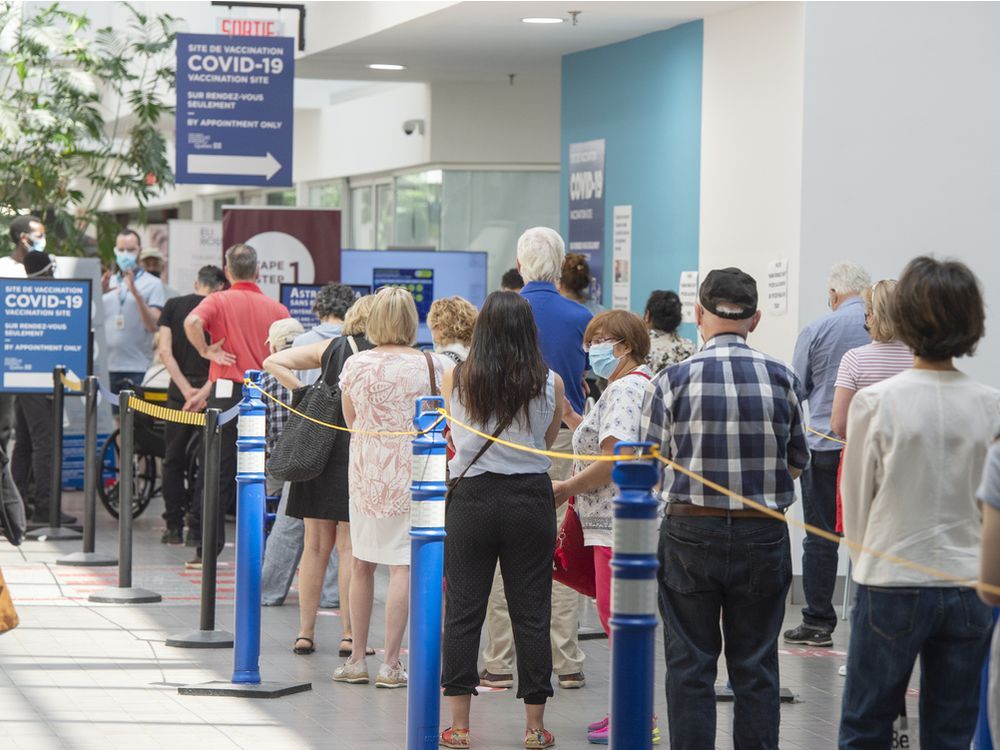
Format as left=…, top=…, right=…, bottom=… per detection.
left=215, top=379, right=234, bottom=399
left=114, top=314, right=125, bottom=330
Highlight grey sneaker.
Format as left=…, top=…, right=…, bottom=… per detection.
left=332, top=659, right=369, bottom=684
left=783, top=624, right=833, bottom=647
left=375, top=661, right=408, bottom=689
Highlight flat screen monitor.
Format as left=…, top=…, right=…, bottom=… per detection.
left=340, top=250, right=488, bottom=345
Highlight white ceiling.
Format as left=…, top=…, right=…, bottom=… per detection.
left=296, top=1, right=744, bottom=82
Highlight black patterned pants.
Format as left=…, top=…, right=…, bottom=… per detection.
left=442, top=471, right=556, bottom=704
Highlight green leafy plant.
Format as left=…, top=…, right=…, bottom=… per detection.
left=0, top=2, right=176, bottom=256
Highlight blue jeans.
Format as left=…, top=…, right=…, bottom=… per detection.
left=658, top=514, right=792, bottom=750
left=839, top=585, right=992, bottom=750
left=800, top=449, right=841, bottom=632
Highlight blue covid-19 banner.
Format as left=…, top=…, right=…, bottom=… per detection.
left=1, top=278, right=91, bottom=393
left=175, top=33, right=294, bottom=186
left=568, top=139, right=606, bottom=305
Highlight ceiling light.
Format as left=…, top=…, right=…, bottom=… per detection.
left=521, top=17, right=565, bottom=24
left=367, top=63, right=406, bottom=71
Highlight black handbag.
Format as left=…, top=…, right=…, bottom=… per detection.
left=268, top=336, right=358, bottom=482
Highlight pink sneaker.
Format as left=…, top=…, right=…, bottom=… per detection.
left=587, top=724, right=609, bottom=744
left=587, top=715, right=609, bottom=732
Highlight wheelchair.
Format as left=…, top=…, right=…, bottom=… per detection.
left=98, top=384, right=201, bottom=520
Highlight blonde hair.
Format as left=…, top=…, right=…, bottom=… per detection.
left=863, top=279, right=898, bottom=343
left=342, top=294, right=377, bottom=337
left=366, top=286, right=418, bottom=346
left=427, top=296, right=477, bottom=346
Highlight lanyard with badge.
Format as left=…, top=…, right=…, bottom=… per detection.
left=114, top=268, right=143, bottom=330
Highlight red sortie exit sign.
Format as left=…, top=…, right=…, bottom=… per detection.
left=216, top=18, right=284, bottom=36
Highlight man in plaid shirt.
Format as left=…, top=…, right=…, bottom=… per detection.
left=641, top=267, right=809, bottom=750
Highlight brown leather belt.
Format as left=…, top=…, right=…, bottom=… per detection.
left=666, top=503, right=782, bottom=520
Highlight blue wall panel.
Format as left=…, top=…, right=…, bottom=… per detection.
left=561, top=21, right=702, bottom=338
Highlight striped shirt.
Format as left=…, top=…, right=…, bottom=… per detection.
left=641, top=333, right=810, bottom=510
left=834, top=340, right=912, bottom=392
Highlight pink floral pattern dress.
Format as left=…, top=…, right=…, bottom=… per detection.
left=339, top=349, right=449, bottom=565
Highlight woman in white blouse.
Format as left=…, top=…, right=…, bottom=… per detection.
left=555, top=309, right=655, bottom=745
left=839, top=257, right=1000, bottom=749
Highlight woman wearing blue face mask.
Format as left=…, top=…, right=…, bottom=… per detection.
left=553, top=309, right=658, bottom=745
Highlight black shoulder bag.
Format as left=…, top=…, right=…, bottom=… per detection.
left=269, top=336, right=358, bottom=482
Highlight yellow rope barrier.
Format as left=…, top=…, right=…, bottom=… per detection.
left=127, top=395, right=207, bottom=426
left=244, top=379, right=445, bottom=437
left=248, top=378, right=999, bottom=597
left=807, top=425, right=848, bottom=446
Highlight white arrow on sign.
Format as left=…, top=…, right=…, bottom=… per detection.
left=187, top=152, right=282, bottom=180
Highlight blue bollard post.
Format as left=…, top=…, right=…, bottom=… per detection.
left=233, top=370, right=268, bottom=684
left=609, top=442, right=659, bottom=750
left=407, top=396, right=448, bottom=750
left=178, top=371, right=310, bottom=698
left=974, top=608, right=999, bottom=750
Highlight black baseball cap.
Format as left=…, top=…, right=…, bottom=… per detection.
left=699, top=267, right=758, bottom=320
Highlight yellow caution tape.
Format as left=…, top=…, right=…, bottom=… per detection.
left=127, top=395, right=206, bottom=426
left=59, top=373, right=84, bottom=392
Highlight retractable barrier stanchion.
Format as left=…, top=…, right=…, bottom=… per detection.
left=58, top=376, right=116, bottom=566
left=180, top=371, right=309, bottom=697
left=973, top=608, right=999, bottom=750
left=609, top=442, right=658, bottom=750
left=166, top=408, right=234, bottom=648
left=89, top=391, right=161, bottom=603
left=27, top=365, right=81, bottom=541
left=407, top=396, right=448, bottom=750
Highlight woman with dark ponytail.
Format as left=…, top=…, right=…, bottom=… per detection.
left=644, top=289, right=694, bottom=372
left=439, top=291, right=565, bottom=750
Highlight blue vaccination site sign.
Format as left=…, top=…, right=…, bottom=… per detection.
left=1, top=278, right=91, bottom=393
left=175, top=33, right=294, bottom=186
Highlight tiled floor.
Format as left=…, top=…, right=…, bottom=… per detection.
left=1, top=491, right=918, bottom=749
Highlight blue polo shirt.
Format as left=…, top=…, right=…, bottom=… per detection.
left=520, top=281, right=592, bottom=413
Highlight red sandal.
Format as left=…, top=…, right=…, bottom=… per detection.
left=439, top=726, right=471, bottom=748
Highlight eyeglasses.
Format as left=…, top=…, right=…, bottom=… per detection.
left=583, top=338, right=620, bottom=353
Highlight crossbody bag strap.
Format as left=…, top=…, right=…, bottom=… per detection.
left=423, top=350, right=439, bottom=396
left=346, top=335, right=359, bottom=355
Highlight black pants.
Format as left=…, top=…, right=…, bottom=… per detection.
left=189, top=388, right=240, bottom=555
left=800, top=449, right=842, bottom=632
left=162, top=396, right=198, bottom=531
left=442, top=472, right=556, bottom=705
left=11, top=394, right=53, bottom=516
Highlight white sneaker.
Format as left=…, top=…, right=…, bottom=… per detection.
left=838, top=665, right=847, bottom=677
left=332, top=658, right=369, bottom=684
left=375, top=661, right=408, bottom=689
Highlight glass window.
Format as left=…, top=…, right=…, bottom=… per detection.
left=350, top=186, right=374, bottom=248
left=375, top=183, right=394, bottom=249
left=266, top=190, right=296, bottom=206
left=212, top=196, right=237, bottom=221
left=309, top=182, right=342, bottom=208
left=441, top=171, right=559, bottom=292
left=394, top=170, right=442, bottom=249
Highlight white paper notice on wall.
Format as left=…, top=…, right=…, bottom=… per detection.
left=766, top=258, right=790, bottom=316
left=679, top=271, right=699, bottom=323
left=612, top=205, right=632, bottom=310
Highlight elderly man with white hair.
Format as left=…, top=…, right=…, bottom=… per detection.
left=784, top=261, right=871, bottom=648
left=478, top=227, right=592, bottom=693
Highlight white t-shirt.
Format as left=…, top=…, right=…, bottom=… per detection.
left=0, top=256, right=26, bottom=278
left=841, top=368, right=1000, bottom=586
left=572, top=367, right=652, bottom=547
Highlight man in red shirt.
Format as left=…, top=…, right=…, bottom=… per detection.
left=184, top=243, right=289, bottom=566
